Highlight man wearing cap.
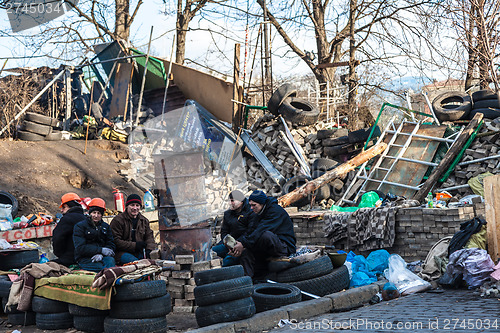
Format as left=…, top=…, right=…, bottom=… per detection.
left=212, top=190, right=253, bottom=267
left=229, top=190, right=296, bottom=279
left=52, top=192, right=85, bottom=267
left=73, top=198, right=116, bottom=272
left=110, top=194, right=156, bottom=264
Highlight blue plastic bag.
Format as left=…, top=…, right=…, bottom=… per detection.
left=350, top=271, right=377, bottom=288
left=366, top=249, right=390, bottom=275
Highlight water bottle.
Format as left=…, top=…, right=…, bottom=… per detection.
left=144, top=189, right=155, bottom=212
left=427, top=192, right=433, bottom=208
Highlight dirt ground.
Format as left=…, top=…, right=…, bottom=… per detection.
left=0, top=139, right=141, bottom=217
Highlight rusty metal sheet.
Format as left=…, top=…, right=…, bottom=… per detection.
left=108, top=62, right=133, bottom=118
left=160, top=225, right=211, bottom=262
left=365, top=124, right=447, bottom=197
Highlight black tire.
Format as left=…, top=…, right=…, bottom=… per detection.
left=3, top=297, right=21, bottom=314
left=432, top=92, right=472, bottom=121
left=311, top=158, right=340, bottom=172
left=275, top=255, right=334, bottom=283
left=278, top=97, right=320, bottom=126
left=267, top=83, right=298, bottom=116
left=194, top=276, right=253, bottom=306
left=194, top=265, right=244, bottom=286
left=281, top=175, right=312, bottom=207
left=0, top=249, right=39, bottom=271
left=110, top=294, right=171, bottom=319
left=113, top=280, right=167, bottom=301
left=468, top=108, right=500, bottom=119
left=74, top=315, right=106, bottom=333
left=25, top=112, right=53, bottom=126
left=310, top=171, right=331, bottom=201
left=324, top=144, right=350, bottom=157
left=322, top=136, right=349, bottom=147
left=0, top=190, right=18, bottom=218
left=45, top=130, right=62, bottom=141
left=473, top=99, right=500, bottom=109
left=472, top=89, right=497, bottom=102
left=0, top=279, right=12, bottom=298
left=35, top=312, right=73, bottom=330
left=23, top=120, right=52, bottom=136
left=195, top=297, right=256, bottom=328
left=289, top=265, right=350, bottom=297
left=317, top=129, right=338, bottom=140
left=17, top=130, right=44, bottom=141
left=252, top=283, right=301, bottom=313
left=68, top=303, right=109, bottom=316
left=31, top=296, right=68, bottom=313
left=104, top=317, right=167, bottom=333
left=8, top=312, right=36, bottom=326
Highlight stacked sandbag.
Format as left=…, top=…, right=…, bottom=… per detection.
left=194, top=265, right=255, bottom=327
left=470, top=89, right=500, bottom=119
left=18, top=112, right=62, bottom=141
left=32, top=296, right=73, bottom=330
left=272, top=256, right=350, bottom=299
left=104, top=280, right=170, bottom=333
left=69, top=303, right=109, bottom=333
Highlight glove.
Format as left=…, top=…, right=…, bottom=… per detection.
left=102, top=247, right=115, bottom=257
left=135, top=241, right=146, bottom=252
left=91, top=254, right=103, bottom=262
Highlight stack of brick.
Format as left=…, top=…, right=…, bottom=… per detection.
left=441, top=118, right=500, bottom=198
left=159, top=255, right=222, bottom=313
left=290, top=213, right=326, bottom=246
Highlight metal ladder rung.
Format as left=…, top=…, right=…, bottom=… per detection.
left=389, top=144, right=405, bottom=148
left=386, top=130, right=455, bottom=143
left=385, top=156, right=438, bottom=167
left=357, top=177, right=421, bottom=190
left=373, top=167, right=390, bottom=171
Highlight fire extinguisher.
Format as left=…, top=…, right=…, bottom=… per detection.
left=113, top=188, right=125, bottom=212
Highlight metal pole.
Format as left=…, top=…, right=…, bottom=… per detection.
left=0, top=69, right=65, bottom=137
left=78, top=54, right=146, bottom=68
left=64, top=69, right=72, bottom=131
left=161, top=34, right=176, bottom=119
left=135, top=26, right=154, bottom=127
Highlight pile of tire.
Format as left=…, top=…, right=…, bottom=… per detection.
left=470, top=89, right=500, bottom=119
left=252, top=283, right=301, bottom=313
left=104, top=279, right=171, bottom=333
left=1, top=276, right=36, bottom=326
left=18, top=112, right=62, bottom=141
left=268, top=84, right=320, bottom=126
left=432, top=92, right=472, bottom=122
left=272, top=255, right=350, bottom=298
left=0, top=249, right=39, bottom=271
left=70, top=303, right=109, bottom=333
left=194, top=265, right=256, bottom=327
left=32, top=296, right=73, bottom=330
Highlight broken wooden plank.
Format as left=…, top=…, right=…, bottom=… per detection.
left=108, top=62, right=134, bottom=118
left=413, top=112, right=483, bottom=202
left=484, top=174, right=500, bottom=263
left=278, top=142, right=387, bottom=208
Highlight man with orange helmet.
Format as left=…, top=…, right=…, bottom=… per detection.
left=73, top=198, right=116, bottom=272
left=52, top=192, right=85, bottom=267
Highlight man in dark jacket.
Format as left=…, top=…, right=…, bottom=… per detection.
left=110, top=194, right=156, bottom=264
left=212, top=190, right=252, bottom=267
left=52, top=192, right=85, bottom=267
left=230, top=190, right=296, bottom=279
left=73, top=198, right=115, bottom=272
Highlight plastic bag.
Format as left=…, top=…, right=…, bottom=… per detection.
left=358, top=191, right=381, bottom=208
left=0, top=203, right=13, bottom=231
left=350, top=271, right=377, bottom=288
left=366, top=249, right=390, bottom=275
left=350, top=255, right=377, bottom=288
left=384, top=254, right=431, bottom=295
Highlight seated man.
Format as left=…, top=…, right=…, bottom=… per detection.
left=230, top=190, right=296, bottom=279
left=110, top=194, right=156, bottom=264
left=73, top=198, right=116, bottom=272
left=52, top=192, right=85, bottom=267
left=212, top=190, right=252, bottom=267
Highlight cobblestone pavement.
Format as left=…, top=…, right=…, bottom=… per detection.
left=270, top=289, right=500, bottom=333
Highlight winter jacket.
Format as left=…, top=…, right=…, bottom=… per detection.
left=73, top=217, right=115, bottom=262
left=52, top=206, right=85, bottom=266
left=240, top=197, right=296, bottom=255
left=221, top=198, right=253, bottom=241
left=110, top=210, right=156, bottom=260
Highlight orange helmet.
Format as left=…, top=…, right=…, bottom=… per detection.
left=88, top=198, right=106, bottom=210
left=59, top=192, right=81, bottom=208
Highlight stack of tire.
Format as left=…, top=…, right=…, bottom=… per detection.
left=70, top=303, right=109, bottom=333
left=1, top=276, right=36, bottom=326
left=272, top=255, right=350, bottom=299
left=470, top=89, right=500, bottom=119
left=18, top=112, right=62, bottom=141
left=104, top=279, right=170, bottom=333
left=432, top=92, right=472, bottom=122
left=252, top=283, right=301, bottom=313
left=194, top=265, right=256, bottom=327
left=32, top=296, right=73, bottom=330
left=268, top=84, right=320, bottom=126
left=0, top=249, right=39, bottom=271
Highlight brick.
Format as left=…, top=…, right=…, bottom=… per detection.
left=175, top=255, right=195, bottom=265
left=185, top=292, right=195, bottom=300
left=175, top=299, right=194, bottom=306
left=172, top=270, right=192, bottom=279
left=184, top=285, right=195, bottom=293
left=210, top=259, right=222, bottom=267
left=167, top=284, right=184, bottom=292
left=169, top=278, right=188, bottom=286
left=192, top=261, right=211, bottom=272
left=170, top=291, right=184, bottom=299
left=173, top=306, right=193, bottom=313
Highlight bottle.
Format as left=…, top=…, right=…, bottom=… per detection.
left=113, top=188, right=125, bottom=212
left=144, top=189, right=155, bottom=212
left=39, top=253, right=49, bottom=263
left=427, top=192, right=433, bottom=208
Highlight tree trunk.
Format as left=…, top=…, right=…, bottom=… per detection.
left=464, top=2, right=476, bottom=91
left=347, top=0, right=360, bottom=130
left=278, top=142, right=387, bottom=207
left=176, top=23, right=188, bottom=65
left=115, top=0, right=130, bottom=41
